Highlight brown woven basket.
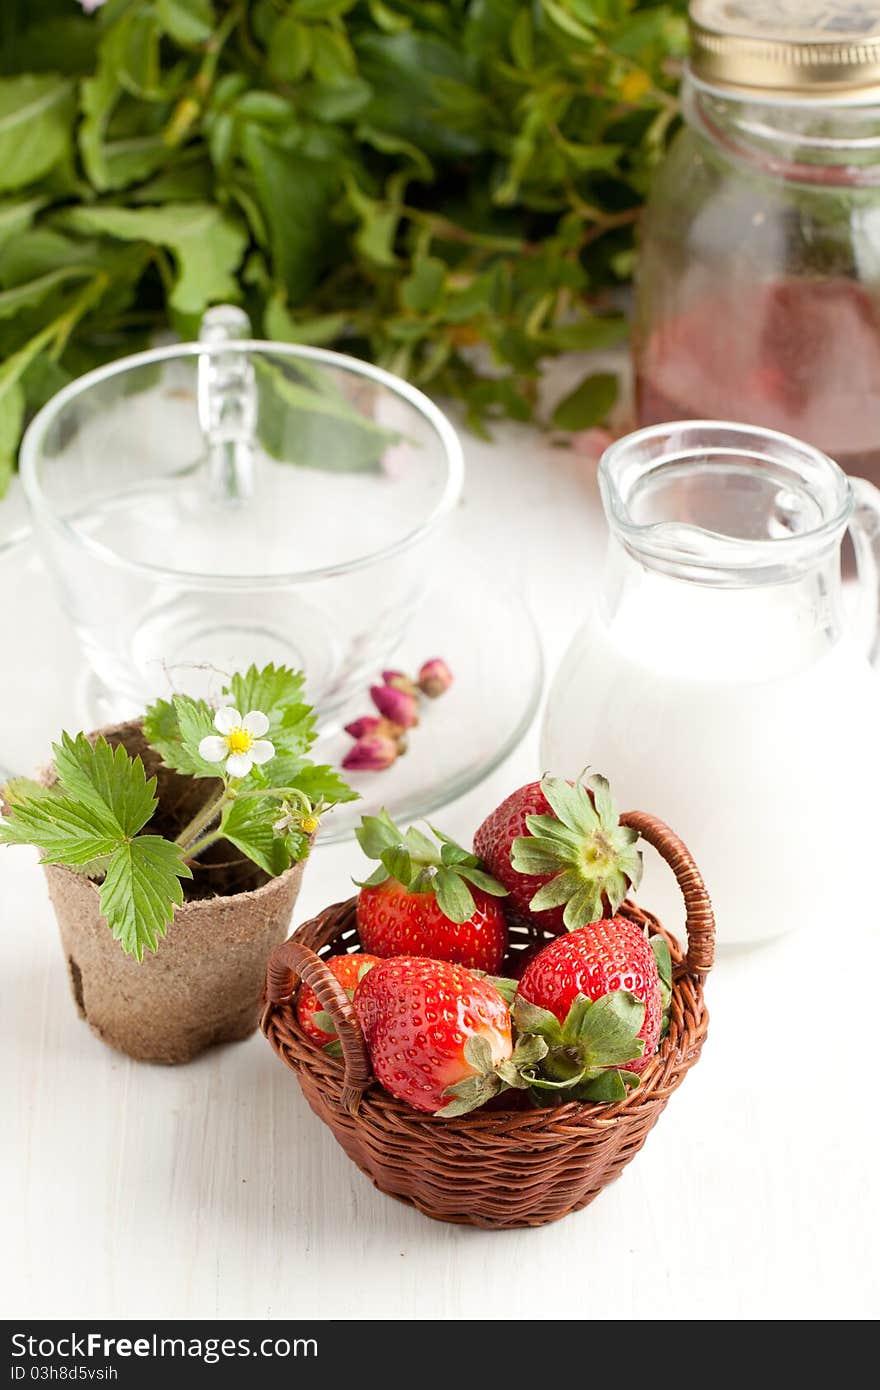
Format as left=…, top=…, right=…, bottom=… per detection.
left=261, top=812, right=714, bottom=1229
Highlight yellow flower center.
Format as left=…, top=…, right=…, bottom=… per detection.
left=227, top=727, right=254, bottom=755
left=301, top=813, right=320, bottom=835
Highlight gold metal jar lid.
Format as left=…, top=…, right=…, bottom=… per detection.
left=689, top=1, right=880, bottom=101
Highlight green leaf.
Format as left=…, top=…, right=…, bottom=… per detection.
left=64, top=204, right=247, bottom=316
left=513, top=996, right=564, bottom=1046
left=281, top=763, right=358, bottom=806
left=579, top=1069, right=630, bottom=1103
left=253, top=357, right=396, bottom=472
left=242, top=132, right=339, bottom=304
left=355, top=809, right=404, bottom=860
left=323, top=1039, right=344, bottom=1057
left=540, top=776, right=600, bottom=835
left=0, top=267, right=93, bottom=322
left=551, top=372, right=619, bottom=432
left=433, top=866, right=477, bottom=924
left=224, top=665, right=315, bottom=756
left=52, top=733, right=157, bottom=839
left=0, top=793, right=120, bottom=869
left=512, top=1033, right=549, bottom=1070
left=143, top=695, right=223, bottom=781
left=484, top=974, right=518, bottom=1005
left=463, top=1033, right=494, bottom=1074
left=403, top=825, right=437, bottom=861
left=650, top=934, right=673, bottom=991
left=220, top=794, right=298, bottom=877
left=436, top=1072, right=500, bottom=1117
left=401, top=256, right=446, bottom=313
left=380, top=844, right=413, bottom=887
left=156, top=0, right=214, bottom=47
left=99, top=836, right=192, bottom=961
left=0, top=195, right=45, bottom=253
left=455, top=866, right=508, bottom=897
left=572, top=990, right=646, bottom=1069
left=0, top=75, right=75, bottom=193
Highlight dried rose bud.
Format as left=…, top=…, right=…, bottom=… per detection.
left=344, top=715, right=382, bottom=739
left=371, top=683, right=419, bottom=728
left=342, top=733, right=399, bottom=772
left=417, top=658, right=453, bottom=698
left=382, top=669, right=419, bottom=696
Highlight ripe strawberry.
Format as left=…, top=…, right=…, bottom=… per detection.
left=517, top=916, right=662, bottom=1074
left=354, top=810, right=508, bottom=972
left=354, top=956, right=516, bottom=1115
left=473, top=773, right=642, bottom=933
left=296, top=953, right=380, bottom=1050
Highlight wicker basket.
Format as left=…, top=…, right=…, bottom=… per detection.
left=261, top=812, right=714, bottom=1229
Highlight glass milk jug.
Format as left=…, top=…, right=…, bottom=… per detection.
left=635, top=1, right=880, bottom=487
left=540, top=422, right=880, bottom=947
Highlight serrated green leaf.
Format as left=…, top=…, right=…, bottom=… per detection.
left=99, top=836, right=191, bottom=962
left=172, top=695, right=226, bottom=780
left=225, top=664, right=308, bottom=746
left=282, top=762, right=358, bottom=806
left=220, top=794, right=297, bottom=877
left=52, top=733, right=157, bottom=838
left=0, top=793, right=120, bottom=868
left=433, top=866, right=476, bottom=924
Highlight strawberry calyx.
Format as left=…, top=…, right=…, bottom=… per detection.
left=436, top=1031, right=550, bottom=1117
left=512, top=989, right=646, bottom=1103
left=651, top=934, right=673, bottom=1039
left=511, top=774, right=643, bottom=930
left=354, top=809, right=508, bottom=924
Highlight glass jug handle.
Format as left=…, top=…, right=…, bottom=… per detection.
left=849, top=478, right=880, bottom=669
left=198, top=304, right=257, bottom=505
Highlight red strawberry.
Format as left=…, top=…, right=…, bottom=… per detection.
left=517, top=916, right=662, bottom=1074
left=296, top=953, right=380, bottom=1048
left=473, top=774, right=642, bottom=934
left=354, top=811, right=508, bottom=973
left=354, top=956, right=514, bottom=1115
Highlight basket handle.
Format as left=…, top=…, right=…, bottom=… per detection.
left=265, top=938, right=372, bottom=1113
left=620, top=811, right=715, bottom=975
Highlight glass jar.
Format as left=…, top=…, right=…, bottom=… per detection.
left=634, top=1, right=880, bottom=486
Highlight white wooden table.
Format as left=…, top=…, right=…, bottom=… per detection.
left=2, top=412, right=878, bottom=1322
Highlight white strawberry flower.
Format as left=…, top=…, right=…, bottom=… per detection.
left=78, top=1, right=106, bottom=12
left=199, top=708, right=275, bottom=779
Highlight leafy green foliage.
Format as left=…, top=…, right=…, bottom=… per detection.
left=512, top=988, right=645, bottom=1102
left=1, top=664, right=354, bottom=959
left=0, top=0, right=687, bottom=487
left=512, top=773, right=643, bottom=929
left=354, top=808, right=507, bottom=922
left=0, top=732, right=191, bottom=959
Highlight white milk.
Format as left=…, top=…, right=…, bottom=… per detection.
left=541, top=579, right=880, bottom=947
